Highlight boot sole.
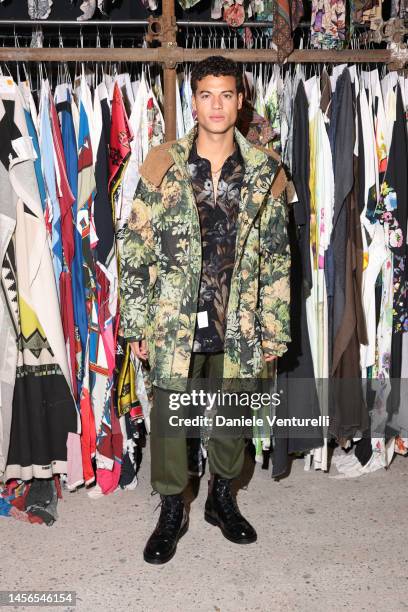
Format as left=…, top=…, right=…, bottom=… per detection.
left=204, top=512, right=257, bottom=544
left=143, top=518, right=189, bottom=565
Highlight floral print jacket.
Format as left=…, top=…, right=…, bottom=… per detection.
left=120, top=125, right=291, bottom=390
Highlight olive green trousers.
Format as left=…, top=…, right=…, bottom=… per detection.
left=150, top=351, right=245, bottom=495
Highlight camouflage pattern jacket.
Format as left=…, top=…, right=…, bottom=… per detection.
left=120, top=125, right=291, bottom=390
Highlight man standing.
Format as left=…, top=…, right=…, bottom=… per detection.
left=120, top=56, right=291, bottom=564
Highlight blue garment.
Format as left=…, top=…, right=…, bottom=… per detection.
left=56, top=87, right=88, bottom=397
left=0, top=498, right=12, bottom=517
left=39, top=85, right=63, bottom=296
left=24, top=110, right=47, bottom=213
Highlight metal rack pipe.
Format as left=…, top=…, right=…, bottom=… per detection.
left=0, top=19, right=149, bottom=27
left=176, top=19, right=368, bottom=28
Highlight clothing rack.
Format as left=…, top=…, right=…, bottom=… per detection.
left=0, top=0, right=395, bottom=139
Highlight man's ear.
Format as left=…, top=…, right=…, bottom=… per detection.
left=192, top=94, right=196, bottom=111
left=237, top=92, right=243, bottom=111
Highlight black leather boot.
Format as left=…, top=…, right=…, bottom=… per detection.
left=204, top=475, right=257, bottom=544
left=143, top=494, right=189, bottom=564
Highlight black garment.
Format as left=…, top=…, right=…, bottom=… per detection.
left=273, top=82, right=323, bottom=479
left=94, top=92, right=114, bottom=266
left=7, top=372, right=77, bottom=475
left=188, top=140, right=245, bottom=353
left=326, top=69, right=355, bottom=372
left=25, top=478, right=58, bottom=527
left=385, top=85, right=408, bottom=416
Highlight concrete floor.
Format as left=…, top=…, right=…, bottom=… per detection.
left=1, top=445, right=408, bottom=612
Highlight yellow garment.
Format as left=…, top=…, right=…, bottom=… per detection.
left=117, top=342, right=138, bottom=417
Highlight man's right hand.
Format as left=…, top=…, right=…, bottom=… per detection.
left=129, top=339, right=148, bottom=361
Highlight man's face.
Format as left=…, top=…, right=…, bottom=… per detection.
left=192, top=75, right=243, bottom=134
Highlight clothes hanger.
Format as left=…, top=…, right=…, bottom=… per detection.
left=214, top=27, right=219, bottom=49
left=14, top=28, right=22, bottom=85
left=57, top=28, right=64, bottom=88
left=226, top=28, right=232, bottom=49
left=233, top=27, right=238, bottom=50
left=207, top=26, right=213, bottom=49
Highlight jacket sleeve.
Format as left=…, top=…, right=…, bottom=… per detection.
left=258, top=186, right=291, bottom=357
left=120, top=175, right=159, bottom=341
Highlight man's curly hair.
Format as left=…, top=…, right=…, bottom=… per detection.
left=191, top=56, right=244, bottom=95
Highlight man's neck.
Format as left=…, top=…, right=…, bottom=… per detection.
left=195, top=125, right=236, bottom=166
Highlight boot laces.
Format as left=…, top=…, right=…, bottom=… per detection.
left=215, top=480, right=241, bottom=520
left=155, top=495, right=184, bottom=534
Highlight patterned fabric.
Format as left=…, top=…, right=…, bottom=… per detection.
left=76, top=3, right=116, bottom=25
left=291, top=0, right=304, bottom=30
left=375, top=86, right=408, bottom=335
left=120, top=125, right=291, bottom=391
left=114, top=336, right=142, bottom=418
left=27, top=0, right=52, bottom=19
left=109, top=82, right=132, bottom=191
left=187, top=140, right=244, bottom=353
left=39, top=82, right=63, bottom=299
left=311, top=0, right=346, bottom=49
left=272, top=0, right=294, bottom=63
left=1, top=85, right=77, bottom=481
left=237, top=100, right=278, bottom=148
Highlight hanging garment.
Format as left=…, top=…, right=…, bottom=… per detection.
left=77, top=0, right=96, bottom=21
left=264, top=67, right=282, bottom=154
left=377, top=85, right=408, bottom=418
left=39, top=80, right=63, bottom=297
left=327, top=69, right=353, bottom=368
left=49, top=94, right=78, bottom=401
left=98, top=0, right=119, bottom=15
left=181, top=71, right=195, bottom=136
left=120, top=76, right=150, bottom=239
left=273, top=82, right=323, bottom=479
left=272, top=0, right=294, bottom=63
left=76, top=76, right=98, bottom=486
left=93, top=83, right=114, bottom=268
left=55, top=84, right=88, bottom=402
left=311, top=0, right=346, bottom=48
left=237, top=100, right=277, bottom=148
left=146, top=86, right=165, bottom=151
left=330, top=153, right=369, bottom=440
left=328, top=69, right=369, bottom=439
left=28, top=0, right=53, bottom=19
left=0, top=79, right=19, bottom=478
left=2, top=83, right=77, bottom=481
left=359, top=83, right=385, bottom=374
left=303, top=74, right=334, bottom=470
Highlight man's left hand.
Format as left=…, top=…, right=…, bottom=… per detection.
left=264, top=354, right=277, bottom=362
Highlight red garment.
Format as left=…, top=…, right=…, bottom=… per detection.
left=49, top=96, right=75, bottom=269
left=96, top=401, right=123, bottom=494
left=95, top=263, right=115, bottom=376
left=272, top=0, right=294, bottom=63
left=9, top=483, right=45, bottom=525
left=49, top=95, right=77, bottom=399
left=108, top=82, right=132, bottom=190
left=60, top=271, right=77, bottom=400
left=80, top=387, right=97, bottom=486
